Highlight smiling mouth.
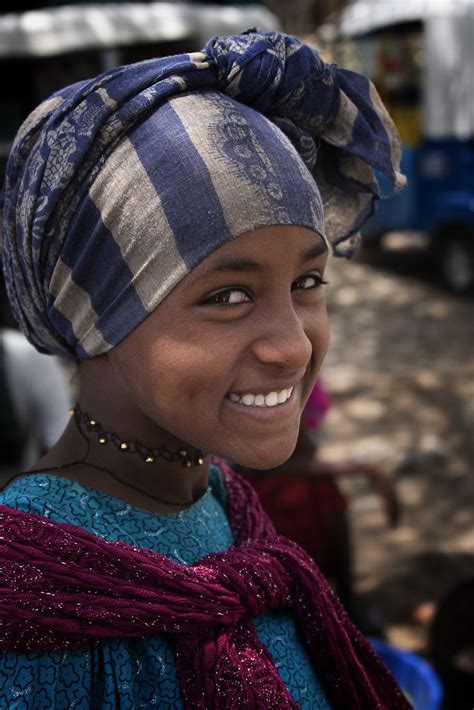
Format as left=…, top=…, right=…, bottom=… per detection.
left=227, top=386, right=294, bottom=408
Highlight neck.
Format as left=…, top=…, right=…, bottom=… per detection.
left=36, top=357, right=210, bottom=512
left=73, top=404, right=205, bottom=468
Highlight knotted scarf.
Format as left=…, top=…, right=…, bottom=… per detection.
left=0, top=464, right=410, bottom=709
left=2, top=30, right=405, bottom=360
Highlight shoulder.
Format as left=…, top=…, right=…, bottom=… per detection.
left=0, top=473, right=87, bottom=525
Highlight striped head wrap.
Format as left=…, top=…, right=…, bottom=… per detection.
left=1, top=30, right=405, bottom=360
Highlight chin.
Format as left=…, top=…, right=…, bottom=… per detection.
left=222, top=439, right=298, bottom=472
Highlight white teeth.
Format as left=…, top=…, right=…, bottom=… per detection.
left=242, top=394, right=255, bottom=406
left=265, top=392, right=278, bottom=407
left=228, top=386, right=294, bottom=408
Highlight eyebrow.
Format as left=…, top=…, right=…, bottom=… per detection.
left=202, top=239, right=329, bottom=277
left=302, top=241, right=329, bottom=261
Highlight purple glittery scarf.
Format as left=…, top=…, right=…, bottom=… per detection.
left=0, top=464, right=410, bottom=709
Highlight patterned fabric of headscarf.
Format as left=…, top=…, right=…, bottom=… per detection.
left=1, top=30, right=405, bottom=360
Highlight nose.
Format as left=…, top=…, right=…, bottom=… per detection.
left=251, top=301, right=314, bottom=372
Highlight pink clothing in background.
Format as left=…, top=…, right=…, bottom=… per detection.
left=302, top=378, right=331, bottom=432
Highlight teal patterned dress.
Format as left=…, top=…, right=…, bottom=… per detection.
left=0, top=465, right=332, bottom=709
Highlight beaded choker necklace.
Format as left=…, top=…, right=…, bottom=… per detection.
left=71, top=405, right=205, bottom=468
left=0, top=406, right=207, bottom=508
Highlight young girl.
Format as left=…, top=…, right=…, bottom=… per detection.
left=0, top=30, right=408, bottom=708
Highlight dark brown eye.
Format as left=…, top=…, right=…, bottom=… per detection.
left=202, top=288, right=251, bottom=305
left=292, top=274, right=328, bottom=291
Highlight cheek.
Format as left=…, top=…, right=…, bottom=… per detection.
left=111, top=333, right=223, bottom=418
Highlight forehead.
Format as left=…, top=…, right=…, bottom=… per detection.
left=183, top=225, right=328, bottom=284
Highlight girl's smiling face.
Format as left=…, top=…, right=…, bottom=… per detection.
left=108, top=225, right=330, bottom=469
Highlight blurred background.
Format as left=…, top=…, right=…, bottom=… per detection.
left=1, top=1, right=473, bottom=707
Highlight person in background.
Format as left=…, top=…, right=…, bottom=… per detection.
left=242, top=376, right=399, bottom=626
left=0, top=326, right=72, bottom=480
left=429, top=577, right=474, bottom=710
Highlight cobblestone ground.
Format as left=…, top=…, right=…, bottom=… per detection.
left=319, top=235, right=474, bottom=654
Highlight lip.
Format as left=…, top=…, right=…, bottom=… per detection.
left=224, top=383, right=300, bottom=422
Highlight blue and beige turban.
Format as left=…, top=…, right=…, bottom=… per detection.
left=2, top=30, right=405, bottom=360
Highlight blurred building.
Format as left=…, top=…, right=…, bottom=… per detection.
left=0, top=2, right=279, bottom=183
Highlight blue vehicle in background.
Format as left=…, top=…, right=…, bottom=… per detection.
left=337, top=0, right=474, bottom=293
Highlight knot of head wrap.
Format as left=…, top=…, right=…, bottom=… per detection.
left=1, top=29, right=405, bottom=359
left=208, top=30, right=405, bottom=249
